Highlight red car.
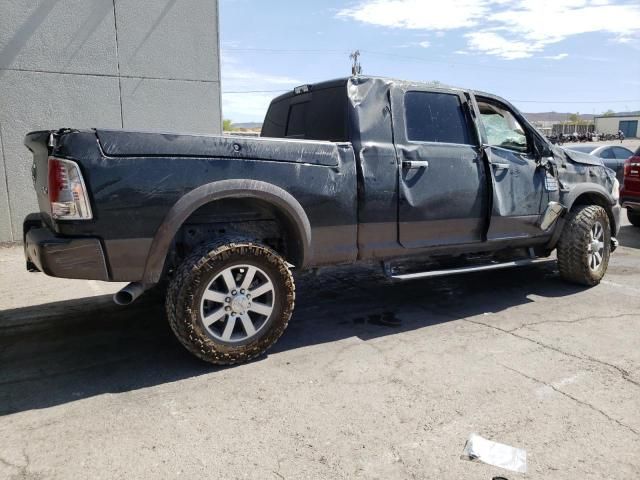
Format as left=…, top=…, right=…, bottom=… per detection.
left=621, top=146, right=640, bottom=227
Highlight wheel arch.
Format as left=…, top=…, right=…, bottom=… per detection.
left=142, top=179, right=312, bottom=284
left=563, top=184, right=617, bottom=233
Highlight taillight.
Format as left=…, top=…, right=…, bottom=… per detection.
left=47, top=157, right=92, bottom=220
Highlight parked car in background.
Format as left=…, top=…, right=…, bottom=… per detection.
left=564, top=144, right=634, bottom=182
left=621, top=146, right=640, bottom=227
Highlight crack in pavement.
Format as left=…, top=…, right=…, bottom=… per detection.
left=0, top=450, right=32, bottom=479
left=461, top=316, right=640, bottom=389
left=601, top=280, right=640, bottom=295
left=501, top=364, right=639, bottom=436
left=0, top=456, right=20, bottom=470
left=508, top=312, right=639, bottom=333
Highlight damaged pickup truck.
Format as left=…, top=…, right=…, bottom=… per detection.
left=23, top=76, right=621, bottom=364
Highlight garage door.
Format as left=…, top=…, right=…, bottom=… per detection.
left=619, top=120, right=638, bottom=138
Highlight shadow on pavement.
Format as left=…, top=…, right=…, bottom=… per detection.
left=0, top=262, right=585, bottom=415
left=618, top=224, right=640, bottom=249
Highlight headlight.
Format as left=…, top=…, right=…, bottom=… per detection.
left=612, top=178, right=620, bottom=202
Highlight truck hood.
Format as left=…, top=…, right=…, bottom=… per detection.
left=95, top=129, right=345, bottom=167
left=560, top=147, right=604, bottom=167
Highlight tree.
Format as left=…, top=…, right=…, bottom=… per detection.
left=603, top=110, right=615, bottom=117
left=223, top=119, right=233, bottom=131
left=568, top=113, right=580, bottom=123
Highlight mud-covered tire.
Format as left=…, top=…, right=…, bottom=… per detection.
left=627, top=209, right=640, bottom=227
left=166, top=239, right=295, bottom=365
left=557, top=205, right=611, bottom=286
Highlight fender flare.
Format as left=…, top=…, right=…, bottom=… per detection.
left=562, top=182, right=615, bottom=211
left=549, top=183, right=618, bottom=251
left=142, top=179, right=312, bottom=283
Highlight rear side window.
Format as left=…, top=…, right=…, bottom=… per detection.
left=404, top=91, right=473, bottom=144
left=613, top=147, right=632, bottom=159
left=262, top=86, right=348, bottom=141
left=285, top=103, right=307, bottom=137
left=261, top=98, right=289, bottom=137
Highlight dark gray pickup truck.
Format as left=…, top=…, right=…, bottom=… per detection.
left=23, top=76, right=621, bottom=364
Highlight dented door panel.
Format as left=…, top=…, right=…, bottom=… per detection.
left=486, top=147, right=548, bottom=239
left=471, top=95, right=550, bottom=241
left=390, top=85, right=488, bottom=248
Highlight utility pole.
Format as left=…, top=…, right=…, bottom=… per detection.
left=350, top=50, right=362, bottom=76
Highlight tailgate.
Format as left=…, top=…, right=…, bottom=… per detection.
left=24, top=130, right=53, bottom=226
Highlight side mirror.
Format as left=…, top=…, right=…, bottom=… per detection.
left=535, top=138, right=553, bottom=159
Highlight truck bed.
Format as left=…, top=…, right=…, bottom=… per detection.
left=24, top=128, right=359, bottom=282
left=96, top=129, right=344, bottom=167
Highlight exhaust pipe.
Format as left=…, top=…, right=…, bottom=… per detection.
left=114, top=282, right=147, bottom=306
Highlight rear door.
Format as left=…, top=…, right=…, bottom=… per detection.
left=391, top=86, right=487, bottom=248
left=472, top=96, right=548, bottom=240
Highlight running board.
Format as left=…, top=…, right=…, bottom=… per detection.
left=389, top=258, right=555, bottom=281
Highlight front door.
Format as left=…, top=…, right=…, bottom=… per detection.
left=473, top=96, right=547, bottom=240
left=391, top=87, right=488, bottom=248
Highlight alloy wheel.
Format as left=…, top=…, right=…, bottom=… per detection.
left=199, top=264, right=275, bottom=343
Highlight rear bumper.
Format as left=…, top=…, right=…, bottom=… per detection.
left=24, top=222, right=109, bottom=281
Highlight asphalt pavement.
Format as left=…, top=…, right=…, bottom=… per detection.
left=1, top=213, right=639, bottom=479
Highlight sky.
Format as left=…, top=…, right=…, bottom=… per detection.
left=219, top=0, right=640, bottom=123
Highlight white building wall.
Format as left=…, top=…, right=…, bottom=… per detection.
left=595, top=116, right=640, bottom=137
left=0, top=0, right=222, bottom=242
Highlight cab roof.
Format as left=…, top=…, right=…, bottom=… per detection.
left=270, top=75, right=505, bottom=106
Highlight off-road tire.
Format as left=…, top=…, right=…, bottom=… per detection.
left=627, top=209, right=640, bottom=228
left=166, top=239, right=295, bottom=365
left=557, top=205, right=611, bottom=286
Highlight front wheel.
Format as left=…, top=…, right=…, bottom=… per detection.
left=557, top=205, right=611, bottom=286
left=166, top=239, right=295, bottom=365
left=628, top=209, right=640, bottom=228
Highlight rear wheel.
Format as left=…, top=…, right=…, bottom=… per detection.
left=557, top=205, right=611, bottom=286
left=166, top=239, right=295, bottom=365
left=628, top=209, right=640, bottom=227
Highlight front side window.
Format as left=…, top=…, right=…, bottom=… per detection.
left=404, top=91, right=473, bottom=144
left=599, top=148, right=615, bottom=159
left=477, top=101, right=528, bottom=153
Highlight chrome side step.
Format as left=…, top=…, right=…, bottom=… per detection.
left=390, top=258, right=555, bottom=281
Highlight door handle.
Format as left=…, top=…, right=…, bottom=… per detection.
left=402, top=160, right=429, bottom=170
left=491, top=162, right=510, bottom=170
